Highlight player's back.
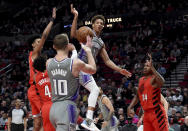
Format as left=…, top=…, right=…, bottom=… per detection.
left=47, top=58, right=79, bottom=103
left=78, top=33, right=104, bottom=63
left=35, top=71, right=52, bottom=104
left=138, top=76, right=162, bottom=111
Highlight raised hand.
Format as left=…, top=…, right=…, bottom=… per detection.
left=70, top=4, right=78, bottom=17
left=147, top=53, right=153, bottom=67
left=85, top=35, right=92, bottom=48
left=52, top=7, right=56, bottom=19
left=120, top=69, right=132, bottom=78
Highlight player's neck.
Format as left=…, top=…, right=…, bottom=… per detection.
left=55, top=50, right=68, bottom=61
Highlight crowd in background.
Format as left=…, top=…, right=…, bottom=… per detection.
left=0, top=0, right=188, bottom=130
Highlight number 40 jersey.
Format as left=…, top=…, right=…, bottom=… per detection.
left=47, top=58, right=79, bottom=103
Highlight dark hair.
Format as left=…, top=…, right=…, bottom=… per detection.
left=91, top=15, right=105, bottom=25
left=53, top=33, right=69, bottom=50
left=27, top=35, right=40, bottom=50
left=33, top=55, right=47, bottom=72
left=27, top=35, right=40, bottom=45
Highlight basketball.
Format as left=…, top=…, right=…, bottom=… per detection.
left=76, top=26, right=94, bottom=43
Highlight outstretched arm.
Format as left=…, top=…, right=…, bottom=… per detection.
left=100, top=46, right=132, bottom=78
left=32, top=8, right=56, bottom=59
left=70, top=4, right=78, bottom=38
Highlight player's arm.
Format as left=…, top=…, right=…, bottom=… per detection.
left=70, top=4, right=78, bottom=38
left=102, top=97, right=114, bottom=122
left=32, top=8, right=56, bottom=59
left=127, top=93, right=139, bottom=116
left=161, top=94, right=168, bottom=115
left=76, top=44, right=96, bottom=74
left=100, top=46, right=132, bottom=78
left=148, top=54, right=165, bottom=86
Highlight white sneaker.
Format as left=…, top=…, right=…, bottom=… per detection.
left=81, top=118, right=100, bottom=131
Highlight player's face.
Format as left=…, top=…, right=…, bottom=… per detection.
left=143, top=60, right=151, bottom=75
left=92, top=19, right=104, bottom=34
left=32, top=38, right=41, bottom=48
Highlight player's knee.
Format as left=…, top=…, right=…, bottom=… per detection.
left=92, top=86, right=100, bottom=94
left=34, top=117, right=42, bottom=130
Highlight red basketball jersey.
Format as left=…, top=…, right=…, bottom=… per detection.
left=35, top=71, right=52, bottom=104
left=29, top=51, right=35, bottom=85
left=138, top=76, right=162, bottom=111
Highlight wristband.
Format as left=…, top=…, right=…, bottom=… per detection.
left=50, top=17, right=55, bottom=22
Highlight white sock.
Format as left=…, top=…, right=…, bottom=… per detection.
left=86, top=110, right=94, bottom=120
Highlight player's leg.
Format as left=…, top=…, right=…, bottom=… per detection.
left=143, top=112, right=154, bottom=131
left=79, top=72, right=100, bottom=130
left=50, top=101, right=78, bottom=131
left=151, top=106, right=169, bottom=131
left=28, top=87, right=42, bottom=131
left=41, top=102, right=55, bottom=131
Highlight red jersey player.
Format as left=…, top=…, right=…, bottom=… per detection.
left=33, top=55, right=55, bottom=131
left=27, top=8, right=56, bottom=131
left=128, top=54, right=169, bottom=131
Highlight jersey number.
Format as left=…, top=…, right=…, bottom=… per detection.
left=142, top=94, right=147, bottom=101
left=53, top=79, right=68, bottom=96
left=45, top=85, right=51, bottom=98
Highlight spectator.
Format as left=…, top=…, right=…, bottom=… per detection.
left=0, top=112, right=8, bottom=130
left=180, top=116, right=188, bottom=131
left=8, top=99, right=27, bottom=131
left=171, top=45, right=181, bottom=58
left=119, top=114, right=125, bottom=126
left=0, top=100, right=8, bottom=113
left=157, top=63, right=166, bottom=76
left=171, top=117, right=181, bottom=131
left=172, top=89, right=183, bottom=102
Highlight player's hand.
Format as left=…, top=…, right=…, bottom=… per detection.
left=85, top=35, right=92, bottom=48
left=102, top=121, right=108, bottom=128
left=120, top=69, right=132, bottom=78
left=81, top=36, right=92, bottom=53
left=147, top=53, right=153, bottom=67
left=94, top=117, right=99, bottom=124
left=137, top=117, right=143, bottom=127
left=68, top=43, right=76, bottom=51
left=71, top=4, right=78, bottom=17
left=127, top=107, right=134, bottom=117
left=52, top=7, right=56, bottom=19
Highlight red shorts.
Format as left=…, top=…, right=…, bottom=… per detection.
left=28, top=85, right=41, bottom=116
left=143, top=105, right=169, bottom=131
left=41, top=101, right=55, bottom=131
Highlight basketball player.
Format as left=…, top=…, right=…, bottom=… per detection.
left=127, top=54, right=169, bottom=131
left=94, top=87, right=119, bottom=131
left=47, top=34, right=97, bottom=131
left=27, top=8, right=56, bottom=131
left=70, top=4, right=132, bottom=130
left=33, top=55, right=55, bottom=131
left=136, top=94, right=169, bottom=128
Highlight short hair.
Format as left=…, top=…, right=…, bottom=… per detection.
left=91, top=15, right=105, bottom=25
left=53, top=33, right=69, bottom=50
left=33, top=55, right=47, bottom=72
